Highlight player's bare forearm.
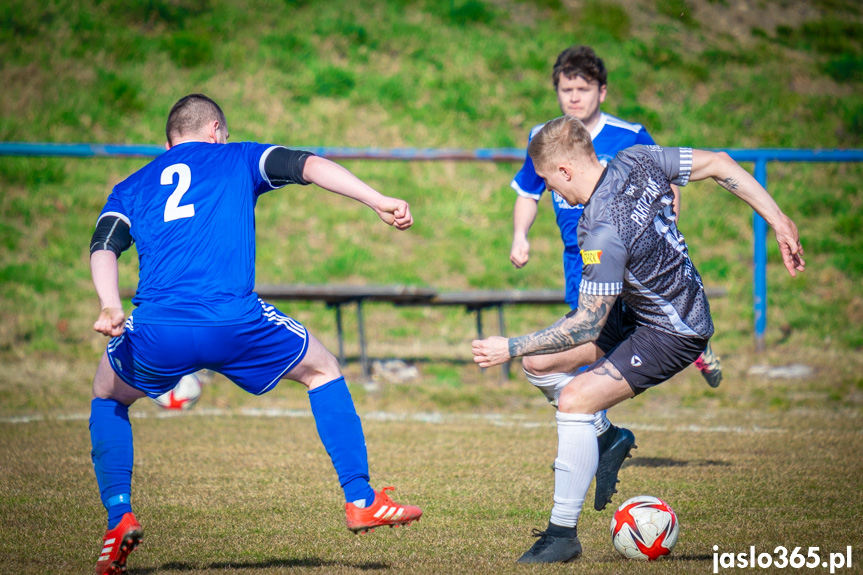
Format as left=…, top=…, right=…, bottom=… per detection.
left=507, top=292, right=616, bottom=357
left=511, top=196, right=538, bottom=268
left=90, top=250, right=122, bottom=310
left=302, top=156, right=412, bottom=229
left=302, top=156, right=382, bottom=208
left=689, top=150, right=783, bottom=224
left=512, top=195, right=538, bottom=238
left=90, top=250, right=125, bottom=336
left=690, top=150, right=805, bottom=276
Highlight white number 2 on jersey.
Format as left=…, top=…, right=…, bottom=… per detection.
left=162, top=163, right=195, bottom=222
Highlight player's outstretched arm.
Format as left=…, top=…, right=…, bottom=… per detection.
left=90, top=250, right=125, bottom=337
left=472, top=292, right=616, bottom=368
left=689, top=150, right=805, bottom=277
left=511, top=195, right=538, bottom=268
left=302, top=156, right=412, bottom=230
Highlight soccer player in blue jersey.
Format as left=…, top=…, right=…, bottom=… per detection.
left=476, top=115, right=805, bottom=563
left=88, top=94, right=422, bottom=575
left=508, top=46, right=721, bottom=512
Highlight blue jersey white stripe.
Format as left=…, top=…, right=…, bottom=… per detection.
left=602, top=114, right=645, bottom=134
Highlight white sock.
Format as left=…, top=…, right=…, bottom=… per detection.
left=594, top=410, right=611, bottom=436
left=352, top=498, right=367, bottom=508
left=550, top=411, right=598, bottom=528
left=524, top=370, right=575, bottom=407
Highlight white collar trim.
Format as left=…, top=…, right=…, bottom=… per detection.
left=589, top=113, right=607, bottom=141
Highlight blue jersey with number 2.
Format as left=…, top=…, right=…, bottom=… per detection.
left=100, top=141, right=281, bottom=326
left=510, top=113, right=656, bottom=308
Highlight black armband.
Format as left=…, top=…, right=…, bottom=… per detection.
left=90, top=213, right=133, bottom=257
left=263, top=146, right=314, bottom=187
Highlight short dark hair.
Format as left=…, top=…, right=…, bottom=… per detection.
left=165, top=94, right=226, bottom=145
left=552, top=45, right=607, bottom=89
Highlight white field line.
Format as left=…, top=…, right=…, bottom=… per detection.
left=0, top=408, right=789, bottom=434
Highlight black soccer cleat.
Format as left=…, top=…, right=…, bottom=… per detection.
left=695, top=341, right=723, bottom=388
left=594, top=426, right=636, bottom=511
left=516, top=522, right=582, bottom=564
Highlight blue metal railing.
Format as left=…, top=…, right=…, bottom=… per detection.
left=721, top=150, right=863, bottom=351
left=0, top=142, right=529, bottom=162
left=2, top=142, right=862, bottom=350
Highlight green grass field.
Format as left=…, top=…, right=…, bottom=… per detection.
left=2, top=368, right=862, bottom=574
left=2, top=0, right=863, bottom=572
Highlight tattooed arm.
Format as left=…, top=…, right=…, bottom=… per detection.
left=689, top=150, right=805, bottom=277
left=508, top=292, right=616, bottom=357
left=471, top=292, right=616, bottom=368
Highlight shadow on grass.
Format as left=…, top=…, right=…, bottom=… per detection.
left=135, top=558, right=390, bottom=572
left=670, top=554, right=714, bottom=561
left=623, top=457, right=731, bottom=468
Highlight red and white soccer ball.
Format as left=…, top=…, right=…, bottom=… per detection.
left=610, top=496, right=679, bottom=560
left=152, top=373, right=202, bottom=410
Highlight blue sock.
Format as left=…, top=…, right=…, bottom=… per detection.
left=89, top=398, right=134, bottom=529
left=308, top=377, right=375, bottom=505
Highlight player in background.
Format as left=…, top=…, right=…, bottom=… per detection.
left=476, top=115, right=805, bottom=563
left=508, top=46, right=722, bottom=511
left=88, top=94, right=422, bottom=575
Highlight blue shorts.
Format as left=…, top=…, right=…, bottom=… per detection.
left=106, top=300, right=309, bottom=397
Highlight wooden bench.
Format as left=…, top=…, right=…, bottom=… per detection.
left=119, top=284, right=726, bottom=381
left=257, top=286, right=576, bottom=380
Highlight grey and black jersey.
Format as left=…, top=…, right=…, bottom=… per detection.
left=577, top=145, right=714, bottom=339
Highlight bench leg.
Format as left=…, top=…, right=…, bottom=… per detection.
left=475, top=308, right=485, bottom=374
left=334, top=304, right=346, bottom=367
left=498, top=304, right=509, bottom=383
left=357, top=299, right=369, bottom=381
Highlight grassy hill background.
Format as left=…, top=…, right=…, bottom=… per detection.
left=1, top=0, right=862, bottom=413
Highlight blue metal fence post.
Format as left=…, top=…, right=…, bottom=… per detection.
left=753, top=158, right=769, bottom=352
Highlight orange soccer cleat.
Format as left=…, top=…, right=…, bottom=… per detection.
left=345, top=486, right=423, bottom=534
left=95, top=512, right=143, bottom=575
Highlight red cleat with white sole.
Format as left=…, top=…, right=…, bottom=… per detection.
left=345, top=486, right=422, bottom=534
left=95, top=512, right=143, bottom=575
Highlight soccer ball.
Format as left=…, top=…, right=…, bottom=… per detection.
left=610, top=496, right=679, bottom=560
left=152, top=373, right=202, bottom=410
